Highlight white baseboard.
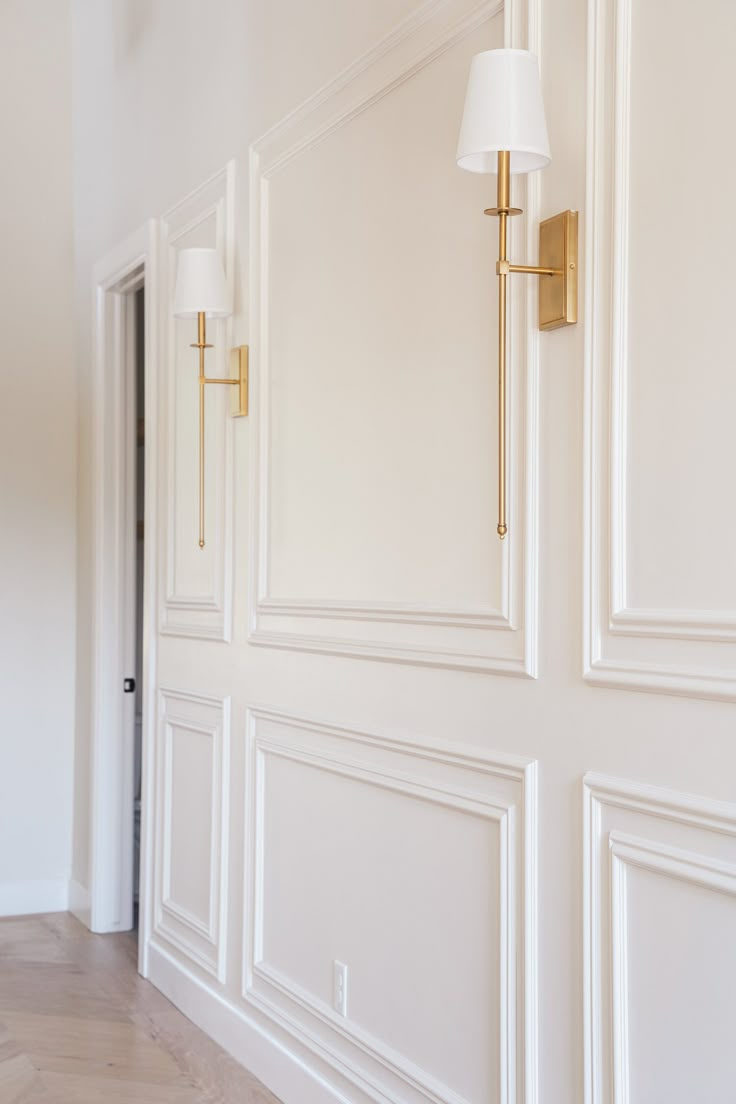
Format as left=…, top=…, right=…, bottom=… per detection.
left=147, top=938, right=354, bottom=1104
left=0, top=878, right=70, bottom=917
left=69, top=879, right=91, bottom=929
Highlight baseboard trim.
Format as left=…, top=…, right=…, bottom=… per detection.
left=69, top=879, right=92, bottom=929
left=147, top=938, right=355, bottom=1104
left=0, top=878, right=70, bottom=918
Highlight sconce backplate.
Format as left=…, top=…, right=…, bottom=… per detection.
left=232, top=345, right=249, bottom=417
left=538, top=210, right=578, bottom=331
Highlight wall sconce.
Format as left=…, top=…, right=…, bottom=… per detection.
left=173, top=247, right=249, bottom=548
left=457, top=49, right=578, bottom=539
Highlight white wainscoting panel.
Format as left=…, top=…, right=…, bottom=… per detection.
left=584, top=0, right=736, bottom=699
left=160, top=163, right=236, bottom=641
left=243, top=709, right=538, bottom=1104
left=249, top=0, right=541, bottom=676
left=153, top=689, right=230, bottom=981
left=584, top=772, right=736, bottom=1104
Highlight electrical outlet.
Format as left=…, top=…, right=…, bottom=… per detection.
left=333, top=960, right=348, bottom=1017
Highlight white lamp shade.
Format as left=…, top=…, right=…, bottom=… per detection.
left=173, top=247, right=231, bottom=318
left=457, top=48, right=551, bottom=174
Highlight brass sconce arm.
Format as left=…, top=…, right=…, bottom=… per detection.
left=497, top=261, right=561, bottom=277
left=191, top=311, right=249, bottom=548
left=486, top=150, right=578, bottom=539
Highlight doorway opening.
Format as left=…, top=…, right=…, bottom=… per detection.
left=87, top=221, right=158, bottom=976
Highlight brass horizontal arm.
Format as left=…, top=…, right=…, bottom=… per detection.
left=202, top=377, right=240, bottom=385
left=496, top=260, right=563, bottom=277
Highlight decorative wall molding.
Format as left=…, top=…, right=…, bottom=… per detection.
left=148, top=938, right=364, bottom=1104
left=583, top=0, right=736, bottom=700
left=608, top=832, right=736, bottom=1104
left=243, top=708, right=538, bottom=1104
left=248, top=0, right=541, bottom=677
left=583, top=772, right=736, bottom=1104
left=160, top=162, right=236, bottom=642
left=154, top=689, right=230, bottom=982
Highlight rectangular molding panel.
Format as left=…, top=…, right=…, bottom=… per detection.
left=584, top=0, right=736, bottom=700
left=160, top=163, right=236, bottom=642
left=243, top=709, right=538, bottom=1104
left=584, top=773, right=736, bottom=1104
left=248, top=0, right=541, bottom=676
left=153, top=689, right=231, bottom=982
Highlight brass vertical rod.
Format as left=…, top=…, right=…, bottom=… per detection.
left=198, top=311, right=206, bottom=549
left=496, top=150, right=510, bottom=540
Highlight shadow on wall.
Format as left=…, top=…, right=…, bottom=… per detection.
left=112, top=0, right=153, bottom=64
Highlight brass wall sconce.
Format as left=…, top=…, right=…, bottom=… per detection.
left=173, top=247, right=248, bottom=548
left=457, top=49, right=578, bottom=539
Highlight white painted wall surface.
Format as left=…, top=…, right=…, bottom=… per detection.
left=0, top=0, right=76, bottom=917
left=70, top=2, right=736, bottom=1103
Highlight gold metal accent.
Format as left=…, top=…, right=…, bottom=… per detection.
left=508, top=263, right=562, bottom=276
left=538, top=209, right=578, bottom=330
left=233, top=346, right=249, bottom=417
left=190, top=313, right=249, bottom=548
left=196, top=313, right=207, bottom=549
left=496, top=151, right=509, bottom=541
left=483, top=152, right=579, bottom=539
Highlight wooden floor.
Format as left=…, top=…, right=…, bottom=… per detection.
left=0, top=912, right=281, bottom=1103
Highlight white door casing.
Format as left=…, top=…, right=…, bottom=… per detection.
left=87, top=220, right=159, bottom=975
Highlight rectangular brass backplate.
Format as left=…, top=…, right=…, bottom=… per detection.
left=233, top=345, right=249, bottom=417
left=538, top=210, right=578, bottom=331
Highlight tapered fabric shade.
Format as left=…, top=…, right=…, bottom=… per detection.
left=173, top=247, right=231, bottom=318
left=457, top=48, right=551, bottom=174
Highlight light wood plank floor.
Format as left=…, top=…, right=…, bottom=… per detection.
left=0, top=912, right=281, bottom=1103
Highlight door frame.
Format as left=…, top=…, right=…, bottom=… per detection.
left=88, top=220, right=159, bottom=975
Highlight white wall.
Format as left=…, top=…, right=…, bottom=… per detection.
left=70, top=2, right=736, bottom=1104
left=0, top=0, right=76, bottom=915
